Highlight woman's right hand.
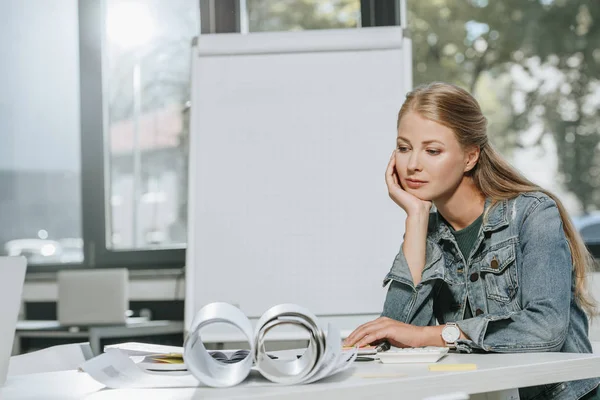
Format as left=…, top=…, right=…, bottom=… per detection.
left=386, top=151, right=432, bottom=217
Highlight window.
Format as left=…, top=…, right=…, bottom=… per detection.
left=0, top=0, right=83, bottom=268
left=103, top=0, right=196, bottom=250
left=7, top=0, right=597, bottom=272
left=245, top=0, right=361, bottom=32
left=0, top=0, right=402, bottom=270
left=76, top=0, right=199, bottom=269
left=77, top=0, right=395, bottom=270
left=199, top=0, right=396, bottom=34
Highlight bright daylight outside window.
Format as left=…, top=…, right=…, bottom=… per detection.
left=104, top=0, right=198, bottom=250
left=0, top=0, right=83, bottom=266
left=245, top=0, right=361, bottom=32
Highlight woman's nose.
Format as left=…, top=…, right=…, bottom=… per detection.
left=407, top=152, right=422, bottom=172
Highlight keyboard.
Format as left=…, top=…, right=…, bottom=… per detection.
left=377, top=347, right=449, bottom=364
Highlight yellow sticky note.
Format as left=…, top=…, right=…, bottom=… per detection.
left=149, top=353, right=185, bottom=364
left=150, top=357, right=184, bottom=364
left=428, top=363, right=477, bottom=372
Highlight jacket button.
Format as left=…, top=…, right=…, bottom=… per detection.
left=490, top=258, right=499, bottom=269
left=476, top=309, right=484, bottom=316
left=469, top=272, right=479, bottom=282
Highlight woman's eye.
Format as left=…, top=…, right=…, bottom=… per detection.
left=426, top=149, right=441, bottom=155
left=397, top=146, right=410, bottom=152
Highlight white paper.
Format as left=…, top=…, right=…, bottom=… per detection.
left=184, top=302, right=255, bottom=387
left=304, top=323, right=358, bottom=383
left=81, top=349, right=200, bottom=389
left=82, top=348, right=356, bottom=390
left=81, top=302, right=358, bottom=389
left=103, top=342, right=183, bottom=357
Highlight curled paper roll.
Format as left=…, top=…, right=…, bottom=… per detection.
left=183, top=302, right=254, bottom=387
left=80, top=302, right=355, bottom=389
left=253, top=304, right=328, bottom=385
left=183, top=302, right=354, bottom=388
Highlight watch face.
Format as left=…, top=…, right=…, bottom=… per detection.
left=442, top=325, right=460, bottom=343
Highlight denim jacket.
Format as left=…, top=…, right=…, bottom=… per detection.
left=381, top=192, right=599, bottom=400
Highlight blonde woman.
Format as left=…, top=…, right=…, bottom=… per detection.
left=344, top=82, right=599, bottom=400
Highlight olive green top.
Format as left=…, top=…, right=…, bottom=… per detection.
left=445, top=213, right=484, bottom=319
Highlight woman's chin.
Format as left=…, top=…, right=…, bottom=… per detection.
left=406, top=188, right=432, bottom=202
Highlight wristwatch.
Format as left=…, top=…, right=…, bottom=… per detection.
left=441, top=322, right=461, bottom=348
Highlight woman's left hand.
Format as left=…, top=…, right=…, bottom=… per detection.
left=343, top=317, right=424, bottom=348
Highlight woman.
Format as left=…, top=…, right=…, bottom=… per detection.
left=343, top=82, right=599, bottom=399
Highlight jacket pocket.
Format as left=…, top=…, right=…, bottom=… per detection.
left=476, top=241, right=518, bottom=304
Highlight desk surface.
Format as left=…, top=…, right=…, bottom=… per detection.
left=2, top=351, right=600, bottom=400
left=15, top=321, right=62, bottom=330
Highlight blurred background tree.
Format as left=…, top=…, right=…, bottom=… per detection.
left=408, top=0, right=600, bottom=213
left=247, top=0, right=360, bottom=31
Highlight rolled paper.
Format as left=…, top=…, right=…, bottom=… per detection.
left=184, top=302, right=254, bottom=387
left=253, top=303, right=328, bottom=385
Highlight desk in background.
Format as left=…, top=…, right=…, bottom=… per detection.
left=14, top=319, right=184, bottom=356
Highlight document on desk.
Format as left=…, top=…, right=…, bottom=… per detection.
left=81, top=349, right=200, bottom=389
left=80, top=302, right=358, bottom=389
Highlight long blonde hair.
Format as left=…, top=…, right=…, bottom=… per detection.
left=397, top=82, right=597, bottom=316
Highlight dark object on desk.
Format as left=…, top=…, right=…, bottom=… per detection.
left=146, top=367, right=188, bottom=372
left=376, top=341, right=391, bottom=352
left=355, top=356, right=376, bottom=362
left=210, top=349, right=251, bottom=364
left=209, top=350, right=282, bottom=364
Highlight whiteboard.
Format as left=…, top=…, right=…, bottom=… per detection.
left=185, top=27, right=412, bottom=330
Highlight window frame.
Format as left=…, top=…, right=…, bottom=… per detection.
left=77, top=0, right=187, bottom=272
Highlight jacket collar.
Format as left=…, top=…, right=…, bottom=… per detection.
left=482, top=198, right=511, bottom=232
left=429, top=197, right=511, bottom=243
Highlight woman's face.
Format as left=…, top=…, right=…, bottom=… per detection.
left=395, top=111, right=471, bottom=202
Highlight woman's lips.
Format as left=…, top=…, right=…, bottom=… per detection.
left=404, top=179, right=427, bottom=189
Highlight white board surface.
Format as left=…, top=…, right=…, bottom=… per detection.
left=186, top=27, right=412, bottom=329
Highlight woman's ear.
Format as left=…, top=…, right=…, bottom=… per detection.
left=464, top=145, right=480, bottom=172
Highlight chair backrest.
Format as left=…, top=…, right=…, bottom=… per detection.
left=57, top=268, right=129, bottom=326
left=0, top=256, right=27, bottom=386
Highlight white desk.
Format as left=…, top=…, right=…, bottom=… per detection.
left=2, top=351, right=599, bottom=400
left=14, top=320, right=184, bottom=355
